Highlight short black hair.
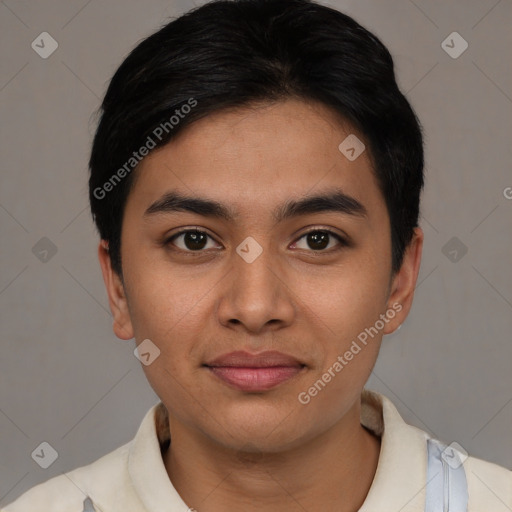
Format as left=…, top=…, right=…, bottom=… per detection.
left=89, top=0, right=424, bottom=278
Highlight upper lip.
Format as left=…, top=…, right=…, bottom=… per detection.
left=204, top=350, right=304, bottom=368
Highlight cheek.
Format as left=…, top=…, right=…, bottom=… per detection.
left=123, top=260, right=222, bottom=392
left=125, top=269, right=209, bottom=408
left=122, top=239, right=208, bottom=335
left=298, top=254, right=389, bottom=343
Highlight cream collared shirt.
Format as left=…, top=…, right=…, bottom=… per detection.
left=2, top=389, right=511, bottom=511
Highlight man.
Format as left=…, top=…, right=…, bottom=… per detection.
left=3, top=0, right=510, bottom=510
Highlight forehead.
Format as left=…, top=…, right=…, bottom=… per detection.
left=126, top=99, right=386, bottom=225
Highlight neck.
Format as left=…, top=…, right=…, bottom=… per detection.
left=162, top=400, right=381, bottom=512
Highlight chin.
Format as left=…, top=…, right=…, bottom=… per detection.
left=205, top=408, right=308, bottom=453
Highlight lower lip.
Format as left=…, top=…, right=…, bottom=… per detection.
left=206, top=365, right=304, bottom=391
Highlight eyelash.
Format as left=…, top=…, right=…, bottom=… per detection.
left=162, top=227, right=349, bottom=256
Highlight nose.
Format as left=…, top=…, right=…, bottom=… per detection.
left=216, top=241, right=296, bottom=334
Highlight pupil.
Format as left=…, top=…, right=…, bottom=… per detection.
left=185, top=231, right=207, bottom=250
left=308, top=231, right=329, bottom=250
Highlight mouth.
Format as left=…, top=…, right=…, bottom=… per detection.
left=203, top=350, right=307, bottom=392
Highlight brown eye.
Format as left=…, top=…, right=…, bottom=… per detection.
left=165, top=229, right=219, bottom=252
left=293, top=229, right=347, bottom=252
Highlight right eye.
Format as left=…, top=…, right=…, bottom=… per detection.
left=164, top=228, right=222, bottom=253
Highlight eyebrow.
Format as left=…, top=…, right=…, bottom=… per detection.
left=143, top=188, right=368, bottom=223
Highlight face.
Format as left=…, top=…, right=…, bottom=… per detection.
left=99, top=98, right=423, bottom=453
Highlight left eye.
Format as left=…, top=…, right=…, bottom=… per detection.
left=292, top=229, right=347, bottom=252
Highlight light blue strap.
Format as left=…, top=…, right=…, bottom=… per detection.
left=425, top=438, right=469, bottom=512
left=82, top=497, right=96, bottom=512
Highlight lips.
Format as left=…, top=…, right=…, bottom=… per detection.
left=204, top=350, right=306, bottom=391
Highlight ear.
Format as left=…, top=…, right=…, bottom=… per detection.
left=97, top=240, right=134, bottom=340
left=383, top=226, right=424, bottom=335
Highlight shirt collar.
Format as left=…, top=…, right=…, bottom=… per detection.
left=128, top=388, right=428, bottom=511
left=127, top=403, right=186, bottom=510
left=359, top=390, right=429, bottom=511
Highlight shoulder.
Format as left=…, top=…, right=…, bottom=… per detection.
left=1, top=441, right=136, bottom=512
left=2, top=402, right=163, bottom=512
left=364, top=389, right=511, bottom=510
left=465, top=453, right=512, bottom=510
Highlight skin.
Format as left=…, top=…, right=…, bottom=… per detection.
left=98, top=98, right=423, bottom=512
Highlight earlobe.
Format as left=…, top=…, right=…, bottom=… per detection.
left=97, top=241, right=134, bottom=341
left=383, top=227, right=424, bottom=335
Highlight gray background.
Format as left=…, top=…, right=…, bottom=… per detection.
left=1, top=0, right=511, bottom=505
